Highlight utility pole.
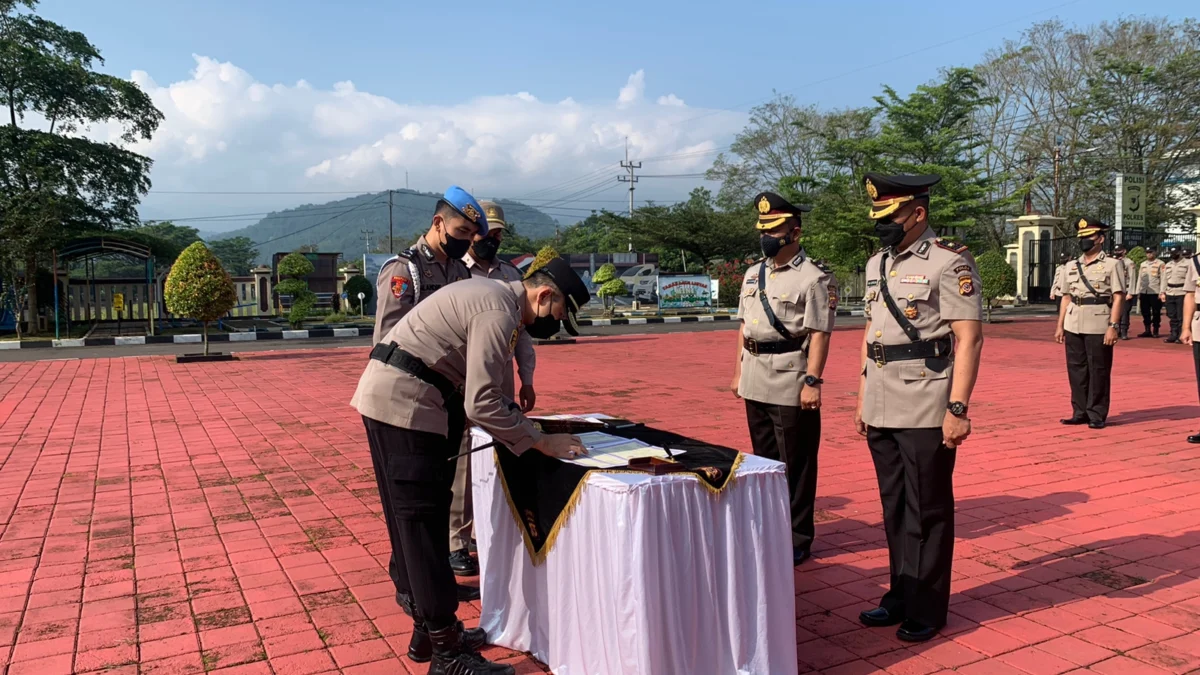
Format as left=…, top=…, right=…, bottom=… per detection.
left=405, top=171, right=409, bottom=190
left=361, top=229, right=374, bottom=254
left=619, top=137, right=640, bottom=253
left=387, top=190, right=394, bottom=254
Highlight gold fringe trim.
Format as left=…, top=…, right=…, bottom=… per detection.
left=495, top=450, right=747, bottom=565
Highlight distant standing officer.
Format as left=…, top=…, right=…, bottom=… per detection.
left=1137, top=247, right=1166, bottom=338
left=730, top=191, right=837, bottom=567
left=1163, top=246, right=1188, bottom=343
left=372, top=187, right=475, bottom=344
left=1113, top=246, right=1136, bottom=340
left=1176, top=251, right=1200, bottom=443
left=1049, top=252, right=1071, bottom=302
left=446, top=201, right=537, bottom=578
left=1054, top=218, right=1126, bottom=429
left=351, top=257, right=591, bottom=673
left=854, top=173, right=984, bottom=643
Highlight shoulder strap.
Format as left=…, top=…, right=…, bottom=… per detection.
left=404, top=247, right=422, bottom=304
left=1074, top=260, right=1101, bottom=297
left=877, top=252, right=922, bottom=343
left=1192, top=257, right=1200, bottom=275
left=756, top=260, right=795, bottom=340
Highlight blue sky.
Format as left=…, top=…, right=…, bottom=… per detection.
left=31, top=0, right=1199, bottom=227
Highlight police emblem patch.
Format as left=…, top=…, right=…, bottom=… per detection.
left=509, top=328, right=519, bottom=354
left=865, top=179, right=878, bottom=200
left=959, top=275, right=975, bottom=296
left=828, top=288, right=839, bottom=310
left=757, top=196, right=771, bottom=214
left=391, top=276, right=409, bottom=299
left=462, top=203, right=480, bottom=222
left=904, top=303, right=918, bottom=319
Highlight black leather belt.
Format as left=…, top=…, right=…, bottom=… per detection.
left=1070, top=296, right=1112, bottom=306
left=868, top=337, right=952, bottom=366
left=370, top=342, right=459, bottom=401
left=1168, top=283, right=1185, bottom=288
left=743, top=336, right=805, bottom=356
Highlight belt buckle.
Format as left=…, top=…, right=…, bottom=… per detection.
left=872, top=343, right=886, bottom=367
left=745, top=338, right=759, bottom=356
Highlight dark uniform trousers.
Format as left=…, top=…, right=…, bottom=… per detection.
left=1140, top=294, right=1163, bottom=334
left=744, top=400, right=819, bottom=552
left=362, top=400, right=466, bottom=631
left=867, top=427, right=956, bottom=628
left=1064, top=331, right=1114, bottom=423
left=1193, top=343, right=1200, bottom=404
left=1166, top=295, right=1185, bottom=340
left=1118, top=298, right=1133, bottom=335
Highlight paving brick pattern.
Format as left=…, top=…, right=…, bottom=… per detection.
left=1, top=316, right=1198, bottom=674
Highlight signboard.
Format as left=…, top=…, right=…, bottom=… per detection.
left=657, top=274, right=713, bottom=310
left=1116, top=173, right=1146, bottom=230
left=112, top=293, right=125, bottom=314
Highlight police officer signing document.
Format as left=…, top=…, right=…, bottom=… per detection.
left=352, top=193, right=591, bottom=673
left=854, top=174, right=984, bottom=643
left=730, top=191, right=837, bottom=567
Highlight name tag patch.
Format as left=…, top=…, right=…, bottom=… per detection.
left=866, top=279, right=879, bottom=287
left=900, top=275, right=929, bottom=285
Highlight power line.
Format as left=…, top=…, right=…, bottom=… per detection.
left=251, top=198, right=386, bottom=248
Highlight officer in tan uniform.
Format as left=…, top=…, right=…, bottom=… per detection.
left=1113, top=246, right=1137, bottom=340
left=1137, top=246, right=1166, bottom=337
left=1163, top=246, right=1189, bottom=343
left=1054, top=218, right=1126, bottom=429
left=372, top=186, right=475, bottom=344
left=1176, top=252, right=1200, bottom=443
left=446, top=201, right=537, bottom=577
left=1049, top=252, right=1071, bottom=302
left=730, top=191, right=836, bottom=567
left=853, top=173, right=984, bottom=643
left=351, top=257, right=590, bottom=674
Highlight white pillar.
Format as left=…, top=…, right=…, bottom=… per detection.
left=1005, top=215, right=1065, bottom=302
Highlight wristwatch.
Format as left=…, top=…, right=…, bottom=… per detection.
left=804, top=375, right=824, bottom=387
left=1108, top=321, right=1120, bottom=329
left=947, top=401, right=968, bottom=418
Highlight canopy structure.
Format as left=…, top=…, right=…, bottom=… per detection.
left=55, top=236, right=157, bottom=338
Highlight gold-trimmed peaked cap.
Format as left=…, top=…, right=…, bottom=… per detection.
left=752, top=191, right=811, bottom=230
left=1075, top=217, right=1108, bottom=238
left=864, top=173, right=941, bottom=220
left=479, top=200, right=507, bottom=230
left=532, top=257, right=591, bottom=337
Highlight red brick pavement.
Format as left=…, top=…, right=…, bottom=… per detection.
left=1, top=316, right=1199, bottom=674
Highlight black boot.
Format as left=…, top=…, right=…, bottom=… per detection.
left=408, top=620, right=489, bottom=663
left=429, top=624, right=515, bottom=674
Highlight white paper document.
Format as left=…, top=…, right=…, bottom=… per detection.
left=563, top=432, right=683, bottom=468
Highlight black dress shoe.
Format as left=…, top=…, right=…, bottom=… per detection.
left=1089, top=420, right=1106, bottom=430
left=456, top=583, right=481, bottom=602
left=859, top=607, right=904, bottom=627
left=1188, top=433, right=1200, bottom=444
left=450, top=548, right=479, bottom=577
left=1138, top=331, right=1153, bottom=338
left=468, top=538, right=478, bottom=554
left=1166, top=338, right=1182, bottom=344
left=793, top=548, right=810, bottom=566
left=1060, top=417, right=1089, bottom=425
left=896, top=619, right=940, bottom=642
left=408, top=621, right=488, bottom=663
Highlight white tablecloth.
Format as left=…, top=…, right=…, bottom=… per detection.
left=470, top=424, right=798, bottom=675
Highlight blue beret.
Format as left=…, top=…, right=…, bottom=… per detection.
left=441, top=185, right=489, bottom=237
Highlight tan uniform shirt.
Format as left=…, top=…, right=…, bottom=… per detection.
left=464, top=253, right=535, bottom=398
left=736, top=250, right=837, bottom=406
left=1139, top=259, right=1166, bottom=295
left=1182, top=258, right=1200, bottom=333
left=1164, top=260, right=1190, bottom=297
left=372, top=235, right=471, bottom=344
left=351, top=278, right=541, bottom=454
left=1062, top=252, right=1126, bottom=335
left=861, top=229, right=983, bottom=429
left=1049, top=265, right=1067, bottom=300
left=1120, top=257, right=1137, bottom=295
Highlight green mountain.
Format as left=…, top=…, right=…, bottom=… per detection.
left=209, top=189, right=559, bottom=263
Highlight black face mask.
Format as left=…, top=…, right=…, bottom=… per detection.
left=1078, top=238, right=1096, bottom=254
left=1173, top=253, right=1183, bottom=261
left=527, top=295, right=561, bottom=339
left=471, top=237, right=500, bottom=261
left=874, top=216, right=907, bottom=249
left=441, top=229, right=472, bottom=259
left=760, top=231, right=792, bottom=258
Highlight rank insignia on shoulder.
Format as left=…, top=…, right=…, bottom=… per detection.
left=958, top=275, right=975, bottom=296
left=916, top=240, right=931, bottom=256
left=828, top=288, right=839, bottom=310
left=791, top=252, right=806, bottom=267
left=391, top=276, right=409, bottom=299
left=936, top=238, right=969, bottom=254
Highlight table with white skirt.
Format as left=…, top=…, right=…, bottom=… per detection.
left=469, top=419, right=798, bottom=675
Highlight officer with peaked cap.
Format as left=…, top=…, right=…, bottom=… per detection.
left=1049, top=251, right=1072, bottom=302
left=731, top=191, right=837, bottom=567
left=372, top=186, right=479, bottom=345
left=1163, top=246, right=1189, bottom=343
left=1054, top=217, right=1126, bottom=429
left=1112, top=245, right=1137, bottom=340
left=446, top=200, right=537, bottom=578
left=1137, top=246, right=1166, bottom=337
left=351, top=256, right=591, bottom=673
left=854, top=173, right=984, bottom=643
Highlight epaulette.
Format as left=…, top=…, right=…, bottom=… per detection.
left=935, top=238, right=969, bottom=254
left=812, top=259, right=832, bottom=273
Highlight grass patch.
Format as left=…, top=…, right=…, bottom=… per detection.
left=194, top=607, right=252, bottom=630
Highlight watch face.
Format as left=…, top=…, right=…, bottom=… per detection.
left=949, top=402, right=966, bottom=415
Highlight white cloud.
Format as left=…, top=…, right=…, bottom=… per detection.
left=92, top=57, right=743, bottom=224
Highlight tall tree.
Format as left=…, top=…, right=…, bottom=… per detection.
left=621, top=188, right=759, bottom=269
left=208, top=236, right=260, bottom=276
left=0, top=0, right=162, bottom=333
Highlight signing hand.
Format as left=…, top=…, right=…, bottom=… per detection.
left=519, top=385, right=537, bottom=412
left=1104, top=327, right=1118, bottom=346
left=943, top=412, right=971, bottom=448
left=533, top=433, right=587, bottom=460
left=800, top=384, right=821, bottom=410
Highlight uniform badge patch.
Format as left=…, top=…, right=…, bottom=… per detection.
left=828, top=288, right=839, bottom=310
left=916, top=240, right=931, bottom=256
left=959, top=275, right=975, bottom=296
left=509, top=328, right=519, bottom=354
left=954, top=265, right=972, bottom=274
left=391, top=276, right=409, bottom=299
left=866, top=279, right=879, bottom=287
left=900, top=275, right=930, bottom=285
left=904, top=303, right=919, bottom=319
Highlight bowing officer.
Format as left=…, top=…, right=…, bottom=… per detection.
left=1054, top=218, right=1126, bottom=429
left=1163, top=246, right=1189, bottom=343
left=372, top=186, right=475, bottom=344
left=731, top=191, right=837, bottom=567
left=351, top=257, right=590, bottom=674
left=1113, top=246, right=1136, bottom=340
left=854, top=173, right=984, bottom=643
left=1137, top=247, right=1166, bottom=338
left=1177, top=251, right=1200, bottom=443
left=446, top=201, right=537, bottom=578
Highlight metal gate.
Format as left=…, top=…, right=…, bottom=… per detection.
left=1026, top=231, right=1199, bottom=303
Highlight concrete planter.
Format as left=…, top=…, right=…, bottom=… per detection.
left=176, top=352, right=238, bottom=363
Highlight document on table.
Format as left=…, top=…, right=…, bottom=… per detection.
left=564, top=432, right=683, bottom=468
